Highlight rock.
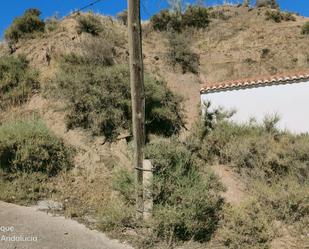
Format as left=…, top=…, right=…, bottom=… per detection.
left=84, top=215, right=97, bottom=224
left=35, top=200, right=63, bottom=211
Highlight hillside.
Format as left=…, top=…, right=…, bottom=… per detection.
left=1, top=5, right=308, bottom=128
left=143, top=6, right=309, bottom=128
left=0, top=4, right=308, bottom=249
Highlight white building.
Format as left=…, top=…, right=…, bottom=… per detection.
left=200, top=71, right=309, bottom=134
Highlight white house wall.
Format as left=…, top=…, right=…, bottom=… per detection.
left=201, top=80, right=309, bottom=134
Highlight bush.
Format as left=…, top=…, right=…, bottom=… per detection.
left=222, top=130, right=309, bottom=181
left=151, top=5, right=209, bottom=32
left=265, top=10, right=296, bottom=23
left=78, top=37, right=115, bottom=66
left=76, top=13, right=103, bottom=36
left=151, top=9, right=177, bottom=31
left=116, top=10, right=128, bottom=26
left=97, top=196, right=135, bottom=231
left=185, top=103, right=244, bottom=162
left=182, top=5, right=210, bottom=29
left=256, top=0, right=279, bottom=9
left=108, top=139, right=224, bottom=244
left=0, top=55, right=39, bottom=109
left=4, top=8, right=45, bottom=44
left=112, top=168, right=135, bottom=205
left=186, top=108, right=309, bottom=248
left=45, top=17, right=59, bottom=32
left=52, top=59, right=185, bottom=142
left=223, top=133, right=285, bottom=177
left=0, top=172, right=50, bottom=204
left=253, top=179, right=309, bottom=224
left=145, top=139, right=224, bottom=243
left=167, top=32, right=199, bottom=74
left=220, top=200, right=275, bottom=249
left=301, top=21, right=309, bottom=35
left=190, top=107, right=309, bottom=181
left=0, top=119, right=73, bottom=176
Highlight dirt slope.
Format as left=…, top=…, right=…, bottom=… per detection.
left=211, top=164, right=247, bottom=205
left=25, top=95, right=131, bottom=175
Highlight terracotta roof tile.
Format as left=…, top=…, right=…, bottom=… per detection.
left=200, top=70, right=309, bottom=94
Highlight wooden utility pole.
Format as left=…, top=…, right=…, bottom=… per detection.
left=127, top=0, right=145, bottom=221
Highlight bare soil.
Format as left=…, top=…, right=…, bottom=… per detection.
left=211, top=164, right=248, bottom=205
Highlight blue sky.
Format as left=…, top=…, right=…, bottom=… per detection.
left=1, top=0, right=309, bottom=39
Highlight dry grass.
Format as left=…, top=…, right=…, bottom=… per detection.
left=194, top=6, right=309, bottom=82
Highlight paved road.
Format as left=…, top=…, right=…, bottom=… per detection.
left=0, top=201, right=133, bottom=249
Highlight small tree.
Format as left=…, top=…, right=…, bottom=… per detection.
left=5, top=8, right=45, bottom=45
left=0, top=55, right=39, bottom=109
left=301, top=21, right=309, bottom=35
left=182, top=5, right=209, bottom=29
left=116, top=10, right=128, bottom=26
left=76, top=14, right=103, bottom=36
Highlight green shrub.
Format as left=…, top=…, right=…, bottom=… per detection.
left=0, top=119, right=73, bottom=176
left=301, top=21, right=309, bottom=35
left=186, top=103, right=256, bottom=163
left=52, top=60, right=185, bottom=142
left=116, top=10, right=128, bottom=26
left=283, top=134, right=309, bottom=181
left=4, top=8, right=45, bottom=44
left=77, top=13, right=103, bottom=36
left=265, top=10, right=296, bottom=22
left=253, top=179, right=309, bottom=224
left=97, top=196, right=135, bottom=231
left=0, top=171, right=50, bottom=204
left=0, top=55, right=39, bottom=109
left=222, top=130, right=309, bottom=180
left=78, top=38, right=115, bottom=66
left=261, top=48, right=271, bottom=59
left=167, top=32, right=199, bottom=74
left=283, top=12, right=296, bottom=21
left=190, top=107, right=309, bottom=181
left=45, top=17, right=59, bottom=32
left=106, top=139, right=225, bottom=243
left=200, top=122, right=260, bottom=163
left=145, top=139, right=224, bottom=243
left=151, top=5, right=209, bottom=32
left=223, top=133, right=284, bottom=177
left=112, top=168, right=135, bottom=205
left=151, top=9, right=178, bottom=31
left=256, top=0, right=279, bottom=9
left=0, top=42, right=7, bottom=57
left=220, top=200, right=274, bottom=249
left=182, top=5, right=210, bottom=29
